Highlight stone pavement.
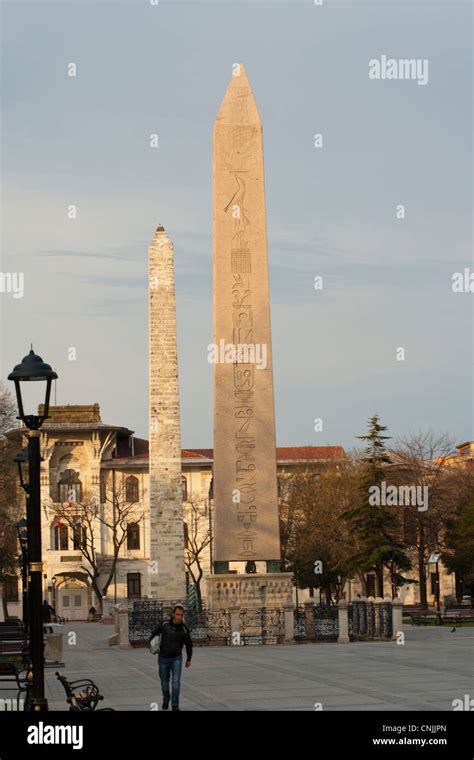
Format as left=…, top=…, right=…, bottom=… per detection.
left=45, top=623, right=474, bottom=711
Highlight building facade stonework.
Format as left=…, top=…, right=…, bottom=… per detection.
left=4, top=405, right=350, bottom=618
left=4, top=406, right=468, bottom=620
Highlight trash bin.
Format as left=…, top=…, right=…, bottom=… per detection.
left=43, top=623, right=65, bottom=664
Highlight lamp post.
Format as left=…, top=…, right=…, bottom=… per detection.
left=15, top=446, right=30, bottom=493
left=51, top=577, right=57, bottom=613
left=16, top=516, right=29, bottom=635
left=8, top=348, right=57, bottom=712
left=388, top=543, right=397, bottom=599
left=428, top=548, right=442, bottom=624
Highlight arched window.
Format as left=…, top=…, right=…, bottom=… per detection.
left=58, top=469, right=82, bottom=504
left=52, top=519, right=69, bottom=551
left=127, top=522, right=140, bottom=550
left=182, top=476, right=188, bottom=501
left=72, top=522, right=87, bottom=550
left=125, top=476, right=139, bottom=503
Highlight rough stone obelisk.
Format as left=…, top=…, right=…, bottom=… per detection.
left=212, top=63, right=281, bottom=567
left=148, top=225, right=186, bottom=600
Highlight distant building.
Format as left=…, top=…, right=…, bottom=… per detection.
left=436, top=441, right=474, bottom=470
left=5, top=404, right=345, bottom=619
left=5, top=406, right=470, bottom=618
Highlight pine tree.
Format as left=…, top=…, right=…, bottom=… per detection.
left=341, top=415, right=411, bottom=597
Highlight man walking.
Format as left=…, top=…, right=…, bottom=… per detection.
left=42, top=599, right=55, bottom=623
left=149, top=605, right=192, bottom=711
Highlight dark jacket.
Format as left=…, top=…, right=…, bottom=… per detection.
left=149, top=618, right=193, bottom=661
left=42, top=602, right=55, bottom=623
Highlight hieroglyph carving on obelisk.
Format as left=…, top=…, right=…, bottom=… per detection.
left=212, top=63, right=281, bottom=562
left=149, top=225, right=186, bottom=599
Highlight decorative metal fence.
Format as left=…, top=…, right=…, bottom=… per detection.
left=126, top=599, right=393, bottom=647
left=186, top=608, right=231, bottom=645
left=381, top=602, right=393, bottom=639
left=294, top=606, right=307, bottom=640
left=294, top=604, right=340, bottom=642
left=351, top=600, right=393, bottom=641
left=294, top=601, right=391, bottom=642
left=127, top=601, right=231, bottom=646
left=313, top=604, right=339, bottom=641
left=239, top=607, right=285, bottom=645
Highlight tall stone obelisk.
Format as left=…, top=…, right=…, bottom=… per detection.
left=212, top=63, right=281, bottom=566
left=149, top=225, right=186, bottom=600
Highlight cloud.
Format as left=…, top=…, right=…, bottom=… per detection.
left=39, top=250, right=131, bottom=261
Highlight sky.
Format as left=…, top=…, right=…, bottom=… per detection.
left=0, top=0, right=472, bottom=451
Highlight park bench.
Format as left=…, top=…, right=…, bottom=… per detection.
left=409, top=612, right=433, bottom=625
left=440, top=609, right=474, bottom=626
left=0, top=630, right=24, bottom=642
left=0, top=624, right=23, bottom=635
left=0, top=662, right=29, bottom=709
left=438, top=610, right=461, bottom=626
left=460, top=609, right=474, bottom=620
left=0, top=623, right=29, bottom=667
left=55, top=672, right=114, bottom=711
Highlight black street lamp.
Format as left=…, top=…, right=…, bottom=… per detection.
left=16, top=517, right=29, bottom=636
left=8, top=348, right=57, bottom=712
left=51, top=577, right=57, bottom=612
left=15, top=446, right=30, bottom=494
left=388, top=543, right=397, bottom=599
left=428, top=545, right=442, bottom=624
left=14, top=448, right=43, bottom=636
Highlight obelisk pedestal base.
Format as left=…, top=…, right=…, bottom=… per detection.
left=207, top=572, right=293, bottom=611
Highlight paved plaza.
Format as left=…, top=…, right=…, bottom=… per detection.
left=44, top=623, right=474, bottom=711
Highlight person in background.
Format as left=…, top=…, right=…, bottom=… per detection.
left=149, top=605, right=192, bottom=712
left=42, top=599, right=55, bottom=623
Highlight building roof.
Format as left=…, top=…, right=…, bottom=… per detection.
left=38, top=404, right=102, bottom=424
left=275, top=446, right=345, bottom=461
left=111, top=444, right=346, bottom=463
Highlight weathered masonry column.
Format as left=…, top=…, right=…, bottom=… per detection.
left=148, top=225, right=186, bottom=600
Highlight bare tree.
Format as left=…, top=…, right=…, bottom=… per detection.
left=183, top=496, right=211, bottom=611
left=281, top=462, right=358, bottom=603
left=392, top=431, right=472, bottom=609
left=0, top=385, right=22, bottom=618
left=0, top=383, right=18, bottom=437
left=52, top=479, right=144, bottom=614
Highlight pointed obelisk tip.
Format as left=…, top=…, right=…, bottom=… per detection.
left=231, top=61, right=249, bottom=85
left=156, top=224, right=165, bottom=232
left=215, top=61, right=260, bottom=127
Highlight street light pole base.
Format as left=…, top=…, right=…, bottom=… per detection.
left=29, top=698, right=49, bottom=712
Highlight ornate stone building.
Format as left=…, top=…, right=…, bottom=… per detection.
left=5, top=404, right=470, bottom=619
left=5, top=404, right=346, bottom=619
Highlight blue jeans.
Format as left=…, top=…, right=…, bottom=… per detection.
left=158, top=655, right=182, bottom=707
